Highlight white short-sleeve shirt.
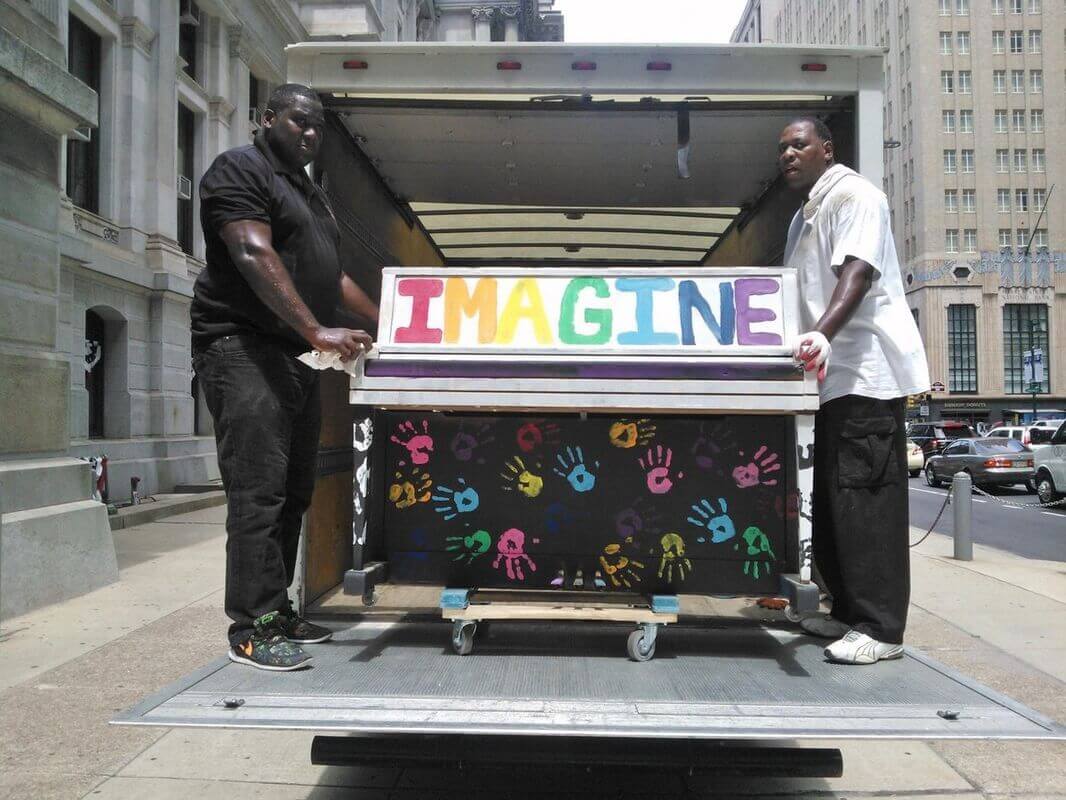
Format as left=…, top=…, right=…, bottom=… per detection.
left=783, top=164, right=930, bottom=404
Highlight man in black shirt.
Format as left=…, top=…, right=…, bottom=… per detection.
left=192, top=84, right=377, bottom=670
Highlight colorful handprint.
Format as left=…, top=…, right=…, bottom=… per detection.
left=554, top=445, right=599, bottom=493
left=608, top=418, right=656, bottom=449
left=390, top=419, right=434, bottom=465
left=687, top=497, right=736, bottom=544
left=657, top=532, right=692, bottom=583
left=450, top=421, right=495, bottom=463
left=638, top=445, right=681, bottom=494
left=493, top=527, right=537, bottom=580
left=732, top=445, right=781, bottom=488
left=598, top=539, right=645, bottom=589
left=446, top=529, right=492, bottom=564
left=735, top=525, right=775, bottom=579
left=431, top=478, right=480, bottom=521
left=387, top=468, right=432, bottom=509
left=515, top=419, right=562, bottom=453
left=500, top=456, right=544, bottom=498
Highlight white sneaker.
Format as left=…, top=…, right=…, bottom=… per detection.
left=824, top=630, right=904, bottom=665
left=799, top=614, right=850, bottom=639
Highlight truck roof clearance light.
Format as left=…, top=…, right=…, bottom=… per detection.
left=801, top=63, right=828, bottom=72
left=497, top=61, right=523, bottom=71
left=572, top=61, right=597, bottom=71
left=343, top=60, right=369, bottom=70
left=646, top=62, right=673, bottom=71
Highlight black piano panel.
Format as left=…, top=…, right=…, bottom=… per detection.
left=380, top=412, right=794, bottom=595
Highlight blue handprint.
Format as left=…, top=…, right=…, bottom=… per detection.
left=432, top=478, right=480, bottom=521
left=687, top=497, right=736, bottom=544
left=553, top=445, right=599, bottom=493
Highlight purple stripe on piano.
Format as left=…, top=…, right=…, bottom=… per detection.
left=364, top=360, right=803, bottom=381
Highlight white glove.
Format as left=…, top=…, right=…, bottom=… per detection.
left=297, top=349, right=365, bottom=377
left=791, top=331, right=831, bottom=382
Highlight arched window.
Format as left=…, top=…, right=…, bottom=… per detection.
left=83, top=305, right=130, bottom=439
left=85, top=309, right=106, bottom=438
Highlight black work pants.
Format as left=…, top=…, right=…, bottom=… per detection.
left=193, top=334, right=321, bottom=646
left=813, top=394, right=910, bottom=644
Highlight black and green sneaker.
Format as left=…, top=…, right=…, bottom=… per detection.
left=229, top=611, right=313, bottom=671
left=279, top=600, right=333, bottom=644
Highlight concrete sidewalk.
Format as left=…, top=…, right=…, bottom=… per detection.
left=1, top=505, right=1063, bottom=800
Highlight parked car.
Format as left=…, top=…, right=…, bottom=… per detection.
left=906, top=439, right=924, bottom=477
left=908, top=421, right=978, bottom=462
left=1033, top=421, right=1066, bottom=506
left=985, top=425, right=1057, bottom=451
left=1032, top=418, right=1066, bottom=430
left=924, top=438, right=1035, bottom=490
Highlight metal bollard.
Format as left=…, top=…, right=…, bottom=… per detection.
left=952, top=471, right=973, bottom=561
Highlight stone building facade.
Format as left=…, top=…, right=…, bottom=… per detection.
left=733, top=0, right=1065, bottom=427
left=0, top=0, right=562, bottom=618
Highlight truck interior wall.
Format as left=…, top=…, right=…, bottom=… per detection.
left=703, top=108, right=855, bottom=269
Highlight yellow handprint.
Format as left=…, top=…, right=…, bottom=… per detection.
left=608, top=418, right=656, bottom=449
left=500, top=456, right=544, bottom=498
left=387, top=468, right=432, bottom=509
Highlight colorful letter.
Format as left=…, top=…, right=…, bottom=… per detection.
left=616, top=277, right=679, bottom=346
left=496, top=279, right=552, bottom=345
left=734, top=278, right=783, bottom=346
left=444, top=277, right=497, bottom=344
left=559, top=277, right=612, bottom=345
left=394, top=278, right=443, bottom=344
left=679, top=280, right=735, bottom=345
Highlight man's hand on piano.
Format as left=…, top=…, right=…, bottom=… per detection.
left=791, top=331, right=831, bottom=381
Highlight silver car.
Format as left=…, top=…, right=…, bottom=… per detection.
left=924, top=438, right=1035, bottom=490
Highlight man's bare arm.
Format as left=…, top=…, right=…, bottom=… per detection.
left=815, top=257, right=875, bottom=341
left=220, top=219, right=372, bottom=358
left=340, top=272, right=380, bottom=326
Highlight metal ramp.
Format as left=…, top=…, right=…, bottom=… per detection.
left=114, top=620, right=1065, bottom=740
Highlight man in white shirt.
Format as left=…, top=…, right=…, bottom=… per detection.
left=779, top=118, right=930, bottom=665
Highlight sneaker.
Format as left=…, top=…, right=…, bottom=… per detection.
left=799, top=614, right=850, bottom=639
left=824, top=630, right=904, bottom=665
left=280, top=601, right=333, bottom=644
left=229, top=612, right=313, bottom=671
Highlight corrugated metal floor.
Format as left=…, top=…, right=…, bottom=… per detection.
left=115, top=620, right=1065, bottom=740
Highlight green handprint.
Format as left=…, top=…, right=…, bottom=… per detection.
left=735, top=525, right=775, bottom=579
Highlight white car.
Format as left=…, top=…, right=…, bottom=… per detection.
left=985, top=425, right=1056, bottom=451
left=906, top=439, right=924, bottom=477
left=1033, top=421, right=1066, bottom=506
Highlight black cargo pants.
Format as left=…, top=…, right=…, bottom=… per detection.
left=813, top=394, right=909, bottom=644
left=193, top=334, right=321, bottom=646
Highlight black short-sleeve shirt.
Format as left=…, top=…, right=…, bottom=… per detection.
left=191, top=133, right=341, bottom=349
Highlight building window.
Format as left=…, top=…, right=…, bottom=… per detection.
left=177, top=103, right=196, bottom=255
left=1029, top=70, right=1042, bottom=93
left=992, top=0, right=1004, bottom=12
left=1033, top=188, right=1046, bottom=210
left=1011, top=69, right=1025, bottom=93
left=994, top=109, right=1008, bottom=132
left=1030, top=109, right=1043, bottom=132
left=66, top=14, right=101, bottom=215
left=992, top=30, right=1005, bottom=52
left=248, top=72, right=264, bottom=128
left=1012, top=109, right=1026, bottom=132
left=1032, top=149, right=1045, bottom=173
left=944, top=150, right=957, bottom=173
left=1027, top=0, right=1040, bottom=11
left=998, top=188, right=1012, bottom=211
left=1015, top=189, right=1029, bottom=211
left=962, top=189, right=976, bottom=212
left=943, top=110, right=956, bottom=132
left=85, top=309, right=106, bottom=438
left=1009, top=29, right=1024, bottom=51
left=999, top=228, right=1013, bottom=249
left=1028, top=29, right=1041, bottom=52
left=961, top=149, right=975, bottom=172
left=957, top=31, right=971, bottom=53
left=945, top=189, right=959, bottom=212
left=1016, top=228, right=1028, bottom=248
left=958, top=70, right=972, bottom=93
left=941, top=71, right=954, bottom=93
left=946, top=229, right=960, bottom=252
left=957, top=0, right=969, bottom=14
left=939, top=0, right=952, bottom=14
left=1032, top=228, right=1048, bottom=249
left=940, top=31, right=953, bottom=53
left=964, top=229, right=978, bottom=252
left=1003, top=304, right=1049, bottom=393
left=178, top=1, right=201, bottom=81
left=993, top=70, right=1006, bottom=93
left=1010, top=0, right=1023, bottom=13
left=948, top=305, right=978, bottom=393
left=1014, top=149, right=1027, bottom=172
left=960, top=109, right=974, bottom=132
left=996, top=150, right=1009, bottom=172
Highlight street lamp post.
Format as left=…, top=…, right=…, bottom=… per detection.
left=1027, top=319, right=1041, bottom=423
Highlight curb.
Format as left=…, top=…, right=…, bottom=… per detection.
left=108, top=490, right=227, bottom=530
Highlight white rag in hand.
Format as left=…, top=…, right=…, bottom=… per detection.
left=297, top=350, right=365, bottom=377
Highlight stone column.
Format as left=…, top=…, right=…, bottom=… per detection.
left=500, top=4, right=520, bottom=41
left=228, top=25, right=252, bottom=148
left=471, top=6, right=494, bottom=41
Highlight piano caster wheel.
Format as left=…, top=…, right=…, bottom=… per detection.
left=452, top=621, right=476, bottom=655
left=784, top=604, right=802, bottom=623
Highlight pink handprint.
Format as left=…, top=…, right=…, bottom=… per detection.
left=638, top=444, right=681, bottom=494
left=515, top=419, right=562, bottom=453
left=731, top=445, right=781, bottom=488
left=390, top=419, right=434, bottom=465
left=493, top=527, right=537, bottom=581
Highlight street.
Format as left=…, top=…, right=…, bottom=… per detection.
left=909, top=477, right=1065, bottom=562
